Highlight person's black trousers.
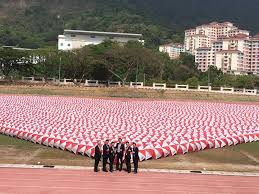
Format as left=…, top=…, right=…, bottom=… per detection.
left=94, top=157, right=101, bottom=171
left=116, top=154, right=123, bottom=171
left=133, top=158, right=138, bottom=173
left=102, top=156, right=108, bottom=171
left=126, top=158, right=131, bottom=173
left=109, top=156, right=115, bottom=172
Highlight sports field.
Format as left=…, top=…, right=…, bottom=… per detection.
left=0, top=85, right=259, bottom=172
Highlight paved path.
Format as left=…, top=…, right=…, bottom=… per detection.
left=0, top=168, right=259, bottom=194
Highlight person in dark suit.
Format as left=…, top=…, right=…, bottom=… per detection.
left=109, top=141, right=116, bottom=172
left=132, top=142, right=139, bottom=174
left=125, top=141, right=132, bottom=173
left=115, top=138, right=125, bottom=171
left=94, top=140, right=102, bottom=172
left=102, top=139, right=109, bottom=172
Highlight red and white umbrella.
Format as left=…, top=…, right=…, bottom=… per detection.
left=0, top=95, right=258, bottom=162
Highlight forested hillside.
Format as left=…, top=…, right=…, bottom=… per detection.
left=0, top=0, right=259, bottom=48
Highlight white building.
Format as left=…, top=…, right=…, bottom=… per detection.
left=159, top=43, right=185, bottom=59
left=215, top=50, right=244, bottom=74
left=58, top=30, right=144, bottom=50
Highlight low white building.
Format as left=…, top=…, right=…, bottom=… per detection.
left=159, top=43, right=185, bottom=59
left=58, top=30, right=144, bottom=50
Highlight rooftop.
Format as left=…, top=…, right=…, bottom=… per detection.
left=63, top=30, right=143, bottom=38
left=216, top=50, right=242, bottom=54
left=219, top=34, right=249, bottom=40
left=1, top=46, right=32, bottom=51
left=160, top=43, right=184, bottom=48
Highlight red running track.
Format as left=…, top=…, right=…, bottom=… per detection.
left=0, top=168, right=258, bottom=194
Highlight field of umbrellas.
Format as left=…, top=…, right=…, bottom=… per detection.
left=0, top=95, right=259, bottom=161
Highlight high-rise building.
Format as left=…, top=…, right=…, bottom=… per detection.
left=185, top=22, right=249, bottom=55
left=249, top=34, right=259, bottom=74
left=185, top=22, right=259, bottom=75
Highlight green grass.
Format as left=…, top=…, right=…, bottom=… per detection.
left=0, top=85, right=259, bottom=102
left=0, top=134, right=42, bottom=150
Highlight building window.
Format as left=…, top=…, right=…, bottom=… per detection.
left=60, top=43, right=63, bottom=46
left=68, top=44, right=71, bottom=47
left=71, top=35, right=76, bottom=37
left=90, top=35, right=96, bottom=38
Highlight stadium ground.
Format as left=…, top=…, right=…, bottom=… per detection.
left=0, top=167, right=258, bottom=194
left=1, top=134, right=259, bottom=172
left=0, top=85, right=259, bottom=173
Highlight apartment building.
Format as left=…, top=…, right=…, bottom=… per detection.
left=184, top=22, right=249, bottom=55
left=250, top=35, right=259, bottom=74
left=159, top=43, right=185, bottom=59
left=58, top=30, right=144, bottom=50
left=215, top=50, right=244, bottom=74
left=186, top=22, right=259, bottom=75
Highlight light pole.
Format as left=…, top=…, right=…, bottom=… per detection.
left=135, top=63, right=139, bottom=83
left=58, top=56, right=61, bottom=82
left=208, top=65, right=211, bottom=90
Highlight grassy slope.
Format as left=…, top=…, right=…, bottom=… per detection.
left=0, top=85, right=259, bottom=103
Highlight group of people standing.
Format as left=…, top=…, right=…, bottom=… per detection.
left=94, top=138, right=139, bottom=174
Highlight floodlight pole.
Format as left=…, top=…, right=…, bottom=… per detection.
left=208, top=65, right=211, bottom=89
left=58, top=56, right=61, bottom=82
left=135, top=63, right=139, bottom=83
left=143, top=73, right=146, bottom=86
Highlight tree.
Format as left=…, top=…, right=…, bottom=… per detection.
left=33, top=48, right=60, bottom=79
left=97, top=41, right=165, bottom=85
left=62, top=47, right=95, bottom=81
left=0, top=48, right=33, bottom=78
left=186, top=76, right=199, bottom=86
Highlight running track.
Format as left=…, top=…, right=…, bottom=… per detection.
left=0, top=168, right=258, bottom=194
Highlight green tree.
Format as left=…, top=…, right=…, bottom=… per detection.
left=0, top=48, right=33, bottom=78
left=33, top=48, right=60, bottom=79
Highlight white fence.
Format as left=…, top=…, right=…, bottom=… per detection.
left=17, top=77, right=258, bottom=96
left=59, top=79, right=75, bottom=85
left=198, top=85, right=211, bottom=92
left=175, top=84, right=189, bottom=90
left=85, top=80, right=99, bottom=87
left=220, top=87, right=234, bottom=93
left=22, top=77, right=35, bottom=82
left=130, top=82, right=144, bottom=88
left=153, top=83, right=166, bottom=89
left=243, top=89, right=257, bottom=95
left=108, top=81, right=121, bottom=87
left=22, top=77, right=56, bottom=83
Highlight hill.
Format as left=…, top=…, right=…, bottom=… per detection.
left=0, top=0, right=259, bottom=48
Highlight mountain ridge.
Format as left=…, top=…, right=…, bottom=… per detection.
left=0, top=0, right=259, bottom=48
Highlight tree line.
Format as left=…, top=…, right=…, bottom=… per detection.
left=0, top=41, right=259, bottom=89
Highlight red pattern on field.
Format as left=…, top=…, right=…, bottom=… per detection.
left=0, top=95, right=259, bottom=160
